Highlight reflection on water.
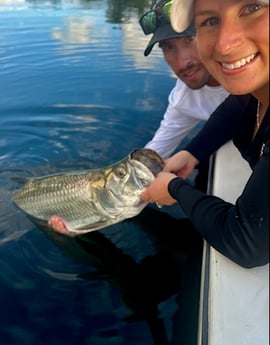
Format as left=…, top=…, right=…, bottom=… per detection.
left=0, top=1, right=202, bottom=344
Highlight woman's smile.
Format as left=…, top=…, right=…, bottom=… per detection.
left=220, top=53, right=258, bottom=70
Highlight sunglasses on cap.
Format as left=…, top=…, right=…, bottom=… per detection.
left=139, top=0, right=173, bottom=35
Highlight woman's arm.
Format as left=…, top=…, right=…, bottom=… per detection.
left=168, top=143, right=269, bottom=268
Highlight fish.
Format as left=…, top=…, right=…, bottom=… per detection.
left=12, top=148, right=164, bottom=234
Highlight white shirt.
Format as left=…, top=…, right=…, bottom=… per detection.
left=145, top=78, right=229, bottom=158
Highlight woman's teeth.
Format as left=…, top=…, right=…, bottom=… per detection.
left=221, top=54, right=256, bottom=70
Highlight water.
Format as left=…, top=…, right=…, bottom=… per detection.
left=0, top=1, right=203, bottom=344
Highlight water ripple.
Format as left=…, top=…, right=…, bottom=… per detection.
left=0, top=2, right=200, bottom=344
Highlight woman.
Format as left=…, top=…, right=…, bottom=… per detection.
left=141, top=0, right=269, bottom=268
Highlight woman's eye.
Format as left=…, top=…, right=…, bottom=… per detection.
left=241, top=3, right=263, bottom=15
left=200, top=16, right=220, bottom=27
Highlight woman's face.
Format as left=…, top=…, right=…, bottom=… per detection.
left=194, top=0, right=269, bottom=99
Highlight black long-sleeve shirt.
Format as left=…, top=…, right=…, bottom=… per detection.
left=168, top=95, right=269, bottom=268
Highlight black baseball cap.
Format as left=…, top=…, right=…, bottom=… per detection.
left=144, top=21, right=195, bottom=56
left=143, top=0, right=196, bottom=56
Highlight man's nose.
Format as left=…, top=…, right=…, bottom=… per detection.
left=176, top=49, right=193, bottom=70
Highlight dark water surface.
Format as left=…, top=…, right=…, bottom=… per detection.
left=0, top=1, right=202, bottom=344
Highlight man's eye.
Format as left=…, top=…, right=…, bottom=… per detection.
left=159, top=43, right=171, bottom=51
left=185, top=36, right=195, bottom=43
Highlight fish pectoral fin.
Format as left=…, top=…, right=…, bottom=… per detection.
left=72, top=220, right=112, bottom=233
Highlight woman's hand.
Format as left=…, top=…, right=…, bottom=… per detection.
left=141, top=150, right=199, bottom=207
left=164, top=150, right=199, bottom=178
left=141, top=172, right=177, bottom=206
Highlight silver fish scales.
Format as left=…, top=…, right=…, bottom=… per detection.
left=12, top=148, right=164, bottom=233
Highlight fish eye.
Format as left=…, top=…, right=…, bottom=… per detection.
left=115, top=166, right=127, bottom=178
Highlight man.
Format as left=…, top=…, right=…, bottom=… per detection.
left=140, top=0, right=229, bottom=160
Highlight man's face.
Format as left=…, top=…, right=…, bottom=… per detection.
left=159, top=36, right=217, bottom=89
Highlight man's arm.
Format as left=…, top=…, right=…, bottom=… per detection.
left=145, top=79, right=228, bottom=158
left=185, top=94, right=250, bottom=162
left=145, top=102, right=201, bottom=158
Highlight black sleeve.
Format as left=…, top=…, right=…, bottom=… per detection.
left=168, top=142, right=269, bottom=268
left=185, top=94, right=250, bottom=163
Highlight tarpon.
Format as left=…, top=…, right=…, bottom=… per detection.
left=12, top=148, right=164, bottom=233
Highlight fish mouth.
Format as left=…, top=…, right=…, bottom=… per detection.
left=130, top=148, right=165, bottom=176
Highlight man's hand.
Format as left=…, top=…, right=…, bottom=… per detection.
left=164, top=150, right=199, bottom=178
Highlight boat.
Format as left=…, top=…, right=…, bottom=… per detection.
left=198, top=141, right=269, bottom=345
